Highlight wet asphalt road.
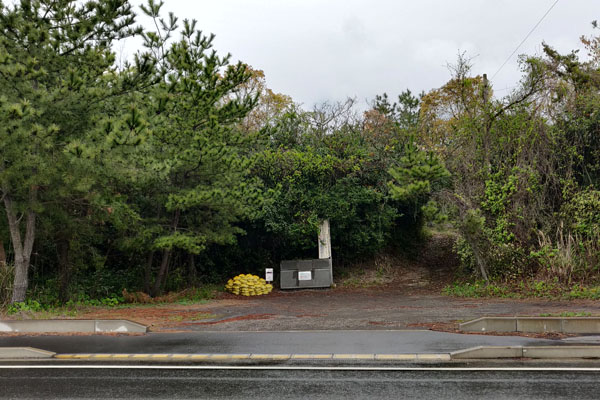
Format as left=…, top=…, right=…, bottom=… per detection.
left=1, top=366, right=599, bottom=399
left=0, top=330, right=562, bottom=355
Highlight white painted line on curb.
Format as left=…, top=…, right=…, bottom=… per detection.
left=417, top=354, right=452, bottom=361
left=333, top=354, right=375, bottom=360
left=375, top=354, right=417, bottom=360
left=55, top=353, right=450, bottom=361
left=175, top=330, right=433, bottom=333
left=291, top=354, right=332, bottom=359
left=2, top=365, right=600, bottom=372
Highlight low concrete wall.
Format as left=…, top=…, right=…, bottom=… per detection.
left=94, top=320, right=147, bottom=333
left=522, top=346, right=600, bottom=359
left=562, top=318, right=600, bottom=334
left=451, top=346, right=523, bottom=359
left=460, top=317, right=600, bottom=334
left=0, top=319, right=147, bottom=333
left=452, top=345, right=600, bottom=359
left=516, top=318, right=562, bottom=333
left=0, top=347, right=55, bottom=359
left=459, top=317, right=517, bottom=332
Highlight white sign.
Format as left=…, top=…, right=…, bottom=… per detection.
left=265, top=268, right=273, bottom=282
left=298, top=271, right=312, bottom=281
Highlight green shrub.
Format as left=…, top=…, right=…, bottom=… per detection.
left=7, top=299, right=44, bottom=315
left=442, top=281, right=511, bottom=298
left=562, top=189, right=600, bottom=238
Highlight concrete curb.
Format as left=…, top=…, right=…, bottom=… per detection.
left=0, top=347, right=56, bottom=359
left=0, top=320, right=147, bottom=333
left=3, top=347, right=599, bottom=361
left=459, top=317, right=600, bottom=334
left=451, top=345, right=600, bottom=359
left=52, top=353, right=452, bottom=362
left=48, top=348, right=600, bottom=361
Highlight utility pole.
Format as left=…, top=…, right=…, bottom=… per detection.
left=482, top=73, right=490, bottom=104
left=318, top=220, right=331, bottom=259
left=480, top=73, right=491, bottom=282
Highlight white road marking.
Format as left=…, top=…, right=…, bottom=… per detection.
left=0, top=365, right=600, bottom=372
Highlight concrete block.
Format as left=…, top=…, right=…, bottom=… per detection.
left=451, top=346, right=523, bottom=359
left=459, top=317, right=517, bottom=332
left=561, top=318, right=600, bottom=334
left=0, top=320, right=95, bottom=333
left=461, top=316, right=600, bottom=334
left=0, top=319, right=147, bottom=333
left=250, top=354, right=291, bottom=360
left=416, top=353, right=451, bottom=361
left=522, top=346, right=600, bottom=359
left=375, top=354, right=417, bottom=360
left=291, top=354, right=332, bottom=360
left=0, top=347, right=55, bottom=359
left=95, top=320, right=147, bottom=333
left=517, top=318, right=562, bottom=333
left=332, top=354, right=375, bottom=360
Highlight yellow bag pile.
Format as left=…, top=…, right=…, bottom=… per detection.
left=225, top=274, right=274, bottom=296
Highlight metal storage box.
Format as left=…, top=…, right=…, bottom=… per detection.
left=280, top=258, right=332, bottom=289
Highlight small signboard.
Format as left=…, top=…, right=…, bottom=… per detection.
left=298, top=271, right=312, bottom=281
left=265, top=268, right=273, bottom=282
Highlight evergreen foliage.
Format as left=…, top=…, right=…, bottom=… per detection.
left=1, top=2, right=599, bottom=304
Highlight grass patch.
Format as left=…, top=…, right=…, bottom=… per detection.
left=336, top=252, right=412, bottom=288
left=442, top=281, right=516, bottom=298
left=1, top=284, right=221, bottom=318
left=539, top=311, right=594, bottom=317
left=168, top=312, right=218, bottom=322
left=121, top=285, right=220, bottom=305
left=443, top=279, right=600, bottom=300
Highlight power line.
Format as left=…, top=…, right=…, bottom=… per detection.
left=491, top=0, right=560, bottom=80
left=494, top=85, right=519, bottom=93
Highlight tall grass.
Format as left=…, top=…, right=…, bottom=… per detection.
left=534, top=222, right=600, bottom=283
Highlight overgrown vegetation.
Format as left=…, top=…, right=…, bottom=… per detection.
left=431, top=28, right=600, bottom=291
left=443, top=280, right=600, bottom=300
left=1, top=1, right=600, bottom=307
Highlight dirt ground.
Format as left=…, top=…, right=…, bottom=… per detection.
left=5, top=234, right=600, bottom=335
left=76, top=235, right=600, bottom=334
left=71, top=285, right=599, bottom=334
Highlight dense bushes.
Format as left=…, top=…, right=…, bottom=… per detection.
left=0, top=0, right=439, bottom=303
left=423, top=29, right=600, bottom=285
left=2, top=1, right=600, bottom=305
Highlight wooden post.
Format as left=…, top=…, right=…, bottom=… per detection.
left=318, top=220, right=331, bottom=259
left=482, top=73, right=489, bottom=104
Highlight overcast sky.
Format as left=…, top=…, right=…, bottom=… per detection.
left=125, top=0, right=598, bottom=108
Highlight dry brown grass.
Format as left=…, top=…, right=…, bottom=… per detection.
left=535, top=222, right=600, bottom=283
left=336, top=232, right=459, bottom=289
left=0, top=265, right=13, bottom=309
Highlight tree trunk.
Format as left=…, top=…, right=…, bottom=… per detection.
left=152, top=249, right=170, bottom=297
left=470, top=239, right=489, bottom=282
left=144, top=251, right=154, bottom=294
left=3, top=188, right=37, bottom=303
left=151, top=209, right=180, bottom=296
left=188, top=253, right=196, bottom=286
left=57, top=238, right=70, bottom=303
left=0, top=240, right=6, bottom=270
left=449, top=192, right=490, bottom=283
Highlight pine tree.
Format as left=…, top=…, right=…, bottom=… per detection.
left=136, top=2, right=261, bottom=295
left=0, top=0, right=141, bottom=302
